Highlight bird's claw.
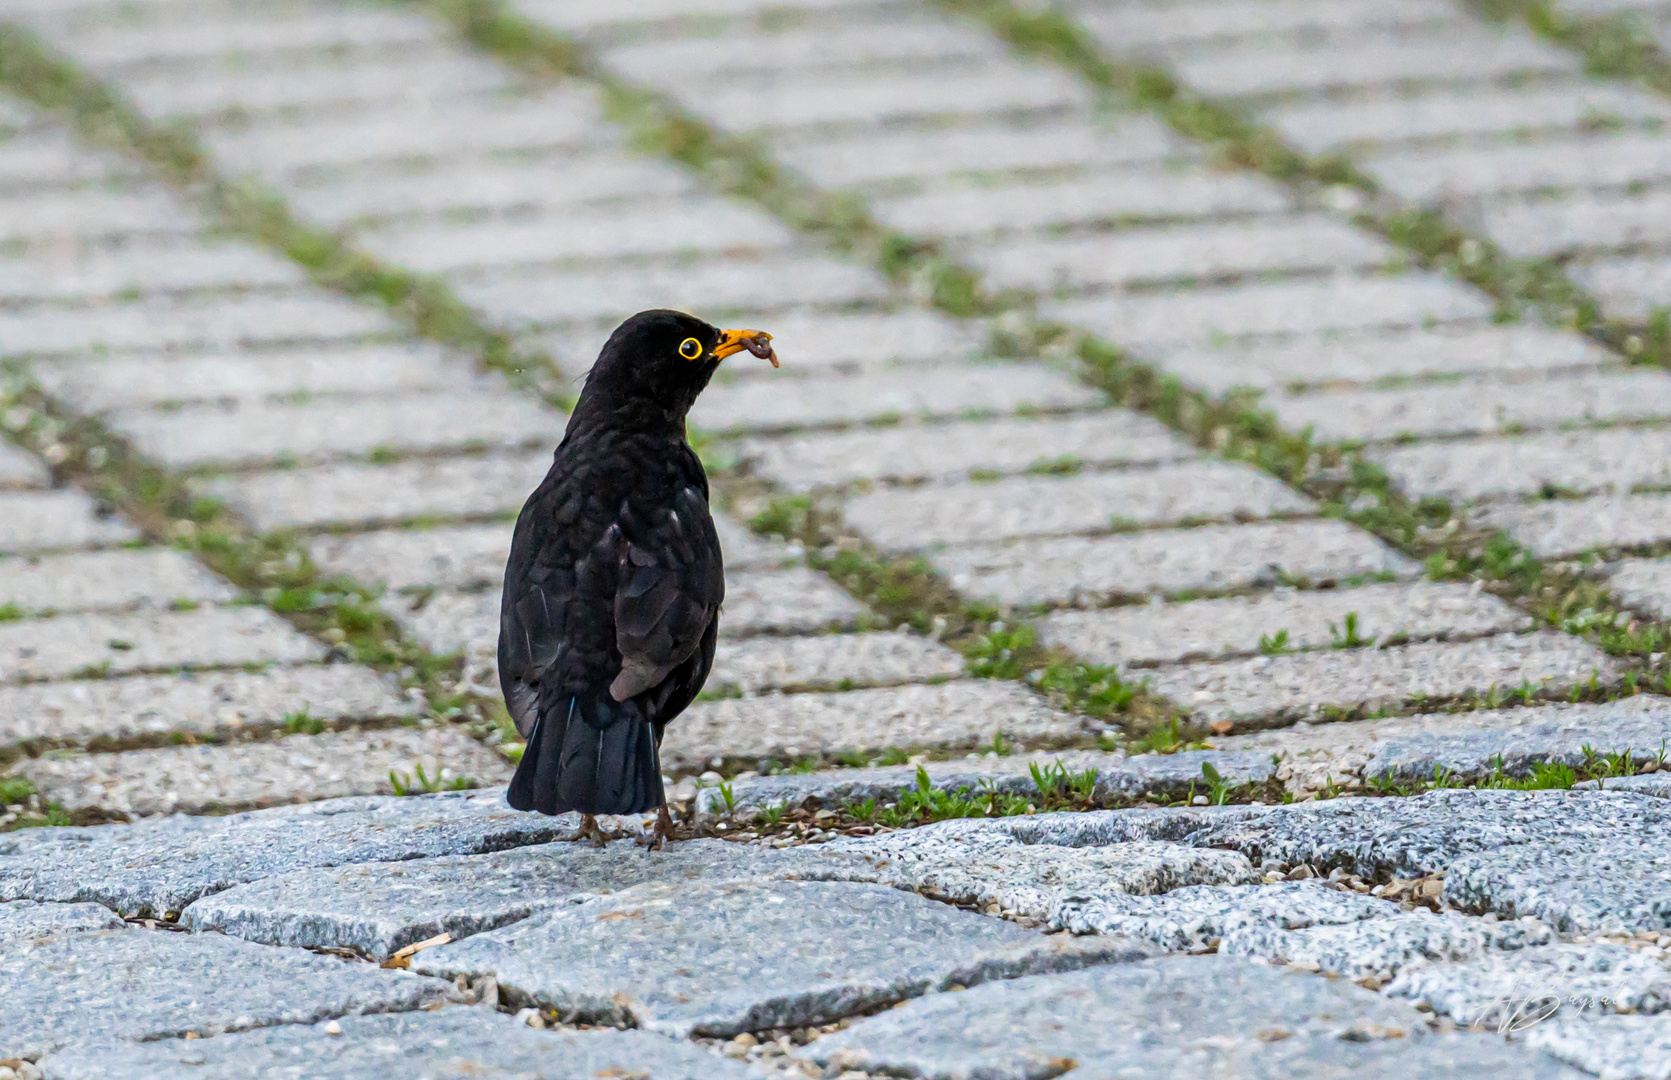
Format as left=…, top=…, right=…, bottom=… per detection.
left=573, top=814, right=610, bottom=848
left=637, top=805, right=677, bottom=850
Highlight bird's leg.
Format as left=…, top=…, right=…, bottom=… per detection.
left=574, top=813, right=608, bottom=848
left=638, top=804, right=677, bottom=850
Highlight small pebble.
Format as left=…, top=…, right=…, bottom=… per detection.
left=323, top=1020, right=342, bottom=1036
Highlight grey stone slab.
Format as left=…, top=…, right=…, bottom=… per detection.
left=1484, top=190, right=1671, bottom=259
left=1526, top=1014, right=1671, bottom=1080
left=1273, top=368, right=1671, bottom=443
left=1042, top=582, right=1531, bottom=667
left=361, top=198, right=792, bottom=273
left=1446, top=835, right=1671, bottom=935
left=699, top=749, right=1278, bottom=817
left=799, top=957, right=1576, bottom=1079
left=0, top=293, right=395, bottom=357
left=1150, top=631, right=1618, bottom=727
left=0, top=787, right=573, bottom=918
left=873, top=169, right=1291, bottom=239
left=1578, top=772, right=1671, bottom=796
left=845, top=461, right=1314, bottom=551
left=1367, top=132, right=1671, bottom=204
left=1213, top=694, right=1671, bottom=797
left=1377, top=427, right=1671, bottom=503
left=1162, top=325, right=1612, bottom=396
left=708, top=631, right=964, bottom=695
left=207, top=449, right=551, bottom=531
left=662, top=680, right=1079, bottom=770
left=740, top=411, right=1193, bottom=490
left=311, top=523, right=511, bottom=593
left=0, top=490, right=137, bottom=553
left=1221, top=911, right=1555, bottom=979
left=0, top=548, right=233, bottom=613
left=774, top=116, right=1185, bottom=188
left=934, top=519, right=1418, bottom=608
left=712, top=512, right=799, bottom=571
left=1610, top=556, right=1671, bottom=618
left=969, top=215, right=1392, bottom=293
left=520, top=0, right=859, bottom=30
left=1075, top=0, right=1458, bottom=50
left=453, top=252, right=890, bottom=328
left=33, top=342, right=476, bottom=409
left=1268, top=82, right=1671, bottom=154
left=1185, top=787, right=1671, bottom=880
left=718, top=566, right=868, bottom=637
left=0, top=605, right=323, bottom=682
left=113, top=390, right=558, bottom=467
left=0, top=441, right=49, bottom=490
left=699, top=309, right=984, bottom=378
left=0, top=899, right=123, bottom=944
left=40, top=6, right=439, bottom=66
left=1569, top=253, right=1671, bottom=321
left=1475, top=492, right=1671, bottom=557
left=678, top=67, right=1088, bottom=134
left=42, top=1010, right=754, bottom=1080
left=288, top=153, right=699, bottom=229
left=0, top=128, right=144, bottom=188
left=1048, top=273, right=1491, bottom=349
left=0, top=927, right=454, bottom=1059
left=182, top=837, right=793, bottom=959
left=0, top=238, right=305, bottom=302
left=0, top=188, right=198, bottom=244
left=376, top=588, right=499, bottom=662
left=1384, top=943, right=1671, bottom=1026
left=0, top=663, right=414, bottom=748
left=1170, top=27, right=1574, bottom=99
left=691, top=362, right=1103, bottom=433
left=413, top=878, right=1142, bottom=1036
left=1054, top=880, right=1398, bottom=951
left=14, top=724, right=512, bottom=817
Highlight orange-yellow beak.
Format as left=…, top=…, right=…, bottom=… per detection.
left=712, top=328, right=778, bottom=368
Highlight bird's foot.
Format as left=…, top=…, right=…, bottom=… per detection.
left=573, top=813, right=609, bottom=848
left=638, top=804, right=677, bottom=850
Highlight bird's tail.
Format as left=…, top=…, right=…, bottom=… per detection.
left=506, top=694, right=665, bottom=816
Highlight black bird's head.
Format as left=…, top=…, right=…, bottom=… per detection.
left=578, top=309, right=778, bottom=424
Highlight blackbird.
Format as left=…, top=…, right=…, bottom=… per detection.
left=499, top=309, right=778, bottom=845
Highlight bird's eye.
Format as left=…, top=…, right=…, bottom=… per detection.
left=678, top=337, right=703, bottom=360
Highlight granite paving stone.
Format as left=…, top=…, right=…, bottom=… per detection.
left=0, top=239, right=306, bottom=302
left=1579, top=773, right=1671, bottom=796
left=935, top=519, right=1418, bottom=607
left=310, top=524, right=513, bottom=593
left=41, top=1010, right=755, bottom=1080
left=112, top=391, right=558, bottom=468
left=1378, top=427, right=1671, bottom=503
left=11, top=725, right=513, bottom=817
left=1384, top=943, right=1671, bottom=1026
left=1364, top=132, right=1671, bottom=204
left=0, top=606, right=324, bottom=683
left=740, top=411, right=1193, bottom=490
left=0, top=490, right=137, bottom=553
left=1072, top=0, right=1458, bottom=49
left=0, top=442, right=49, bottom=489
left=182, top=837, right=803, bottom=958
left=846, top=462, right=1313, bottom=551
left=602, top=18, right=1008, bottom=80
left=0, top=899, right=123, bottom=944
left=1272, top=369, right=1671, bottom=444
left=1041, top=582, right=1531, bottom=668
left=413, top=878, right=1148, bottom=1036
left=1183, top=788, right=1671, bottom=879
left=707, top=631, right=964, bottom=695
left=690, top=363, right=1103, bottom=433
left=0, top=927, right=456, bottom=1059
left=796, top=957, right=1580, bottom=1079
left=0, top=293, right=396, bottom=357
left=0, top=664, right=413, bottom=748
left=1483, top=190, right=1671, bottom=259
left=1148, top=631, right=1618, bottom=728
left=662, top=680, right=1080, bottom=770
left=0, top=548, right=235, bottom=613
left=716, top=567, right=868, bottom=637
left=0, top=788, right=573, bottom=918
left=207, top=450, right=551, bottom=531
left=1052, top=880, right=1398, bottom=950
left=1570, top=254, right=1671, bottom=321
left=1048, top=273, right=1492, bottom=348
left=967, top=215, right=1393, bottom=294
left=0, top=128, right=147, bottom=188
left=699, top=749, right=1278, bottom=816
left=1526, top=1014, right=1671, bottom=1080
left=1444, top=836, right=1671, bottom=934
left=37, top=7, right=440, bottom=66
left=1220, top=912, right=1555, bottom=980
left=1475, top=492, right=1671, bottom=557
left=688, top=309, right=984, bottom=379
left=1610, top=556, right=1671, bottom=620
left=0, top=188, right=199, bottom=243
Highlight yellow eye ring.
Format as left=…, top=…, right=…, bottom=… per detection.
left=678, top=337, right=703, bottom=360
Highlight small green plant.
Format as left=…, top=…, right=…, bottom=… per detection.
left=989, top=731, right=1012, bottom=756
left=1132, top=717, right=1187, bottom=755
left=789, top=755, right=822, bottom=775
left=716, top=779, right=736, bottom=816
left=0, top=777, right=36, bottom=804
left=748, top=495, right=813, bottom=540
left=388, top=763, right=474, bottom=796
left=755, top=801, right=788, bottom=827
left=283, top=706, right=323, bottom=735
left=877, top=747, right=911, bottom=767
left=0, top=602, right=26, bottom=622
left=968, top=623, right=1035, bottom=679
left=1258, top=629, right=1291, bottom=655
left=1329, top=611, right=1370, bottom=649
left=848, top=797, right=877, bottom=824
left=1200, top=762, right=1233, bottom=805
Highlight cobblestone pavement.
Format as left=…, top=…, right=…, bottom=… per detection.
left=2, top=0, right=1671, bottom=1075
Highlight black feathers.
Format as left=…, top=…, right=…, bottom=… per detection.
left=499, top=310, right=758, bottom=817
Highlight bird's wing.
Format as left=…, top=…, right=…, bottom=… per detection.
left=609, top=483, right=724, bottom=703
